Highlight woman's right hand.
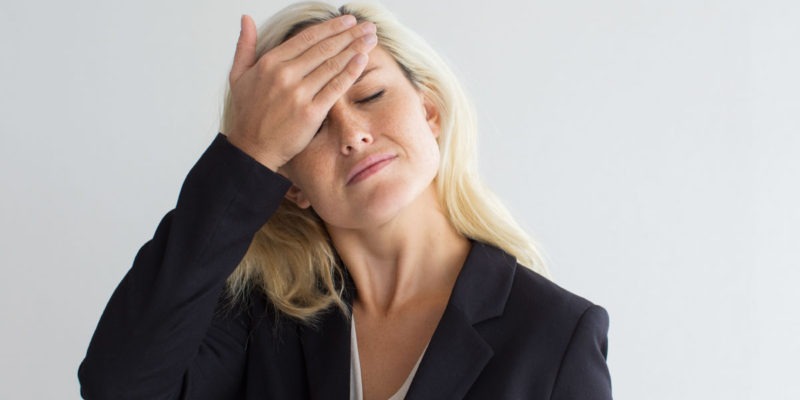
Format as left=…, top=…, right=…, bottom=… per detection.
left=225, top=14, right=378, bottom=172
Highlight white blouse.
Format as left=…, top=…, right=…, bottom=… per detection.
left=349, top=315, right=428, bottom=400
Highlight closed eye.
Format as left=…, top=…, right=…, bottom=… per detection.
left=356, top=89, right=385, bottom=104
left=315, top=90, right=385, bottom=136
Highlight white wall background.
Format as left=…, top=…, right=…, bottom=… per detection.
left=1, top=0, right=797, bottom=398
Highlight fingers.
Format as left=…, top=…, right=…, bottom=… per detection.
left=291, top=21, right=377, bottom=77
left=303, top=31, right=377, bottom=95
left=230, top=15, right=257, bottom=85
left=274, top=15, right=358, bottom=61
left=312, top=53, right=369, bottom=110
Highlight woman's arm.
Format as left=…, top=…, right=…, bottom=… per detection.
left=79, top=13, right=379, bottom=398
left=78, top=133, right=292, bottom=399
left=550, top=305, right=613, bottom=400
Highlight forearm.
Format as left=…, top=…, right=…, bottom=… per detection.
left=78, top=133, right=291, bottom=399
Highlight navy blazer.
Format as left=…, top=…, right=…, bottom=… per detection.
left=78, top=133, right=612, bottom=399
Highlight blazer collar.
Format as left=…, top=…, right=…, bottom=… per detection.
left=298, top=238, right=518, bottom=399
left=405, top=239, right=517, bottom=399
left=443, top=238, right=518, bottom=324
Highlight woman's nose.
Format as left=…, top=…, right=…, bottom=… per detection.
left=341, top=131, right=373, bottom=154
left=331, top=112, right=373, bottom=155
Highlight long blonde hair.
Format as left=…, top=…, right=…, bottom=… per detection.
left=220, top=1, right=550, bottom=325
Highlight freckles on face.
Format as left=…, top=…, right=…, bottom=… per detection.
left=282, top=46, right=441, bottom=228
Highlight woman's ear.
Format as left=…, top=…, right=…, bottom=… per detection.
left=421, top=93, right=441, bottom=138
left=285, top=185, right=312, bottom=209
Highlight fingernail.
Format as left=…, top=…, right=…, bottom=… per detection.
left=363, top=34, right=377, bottom=45
left=342, top=15, right=357, bottom=27
left=362, top=22, right=376, bottom=34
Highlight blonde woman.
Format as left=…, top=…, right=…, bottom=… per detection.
left=79, top=2, right=611, bottom=399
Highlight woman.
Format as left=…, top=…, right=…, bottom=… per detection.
left=78, top=2, right=612, bottom=399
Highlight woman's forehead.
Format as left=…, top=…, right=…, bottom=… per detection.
left=365, top=45, right=391, bottom=65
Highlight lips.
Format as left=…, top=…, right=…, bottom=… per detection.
left=346, top=153, right=397, bottom=185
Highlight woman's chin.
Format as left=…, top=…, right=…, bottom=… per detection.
left=322, top=186, right=429, bottom=231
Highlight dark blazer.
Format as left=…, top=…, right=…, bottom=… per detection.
left=78, top=133, right=612, bottom=400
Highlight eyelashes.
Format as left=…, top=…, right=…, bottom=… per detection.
left=315, top=90, right=386, bottom=135
left=356, top=89, right=385, bottom=104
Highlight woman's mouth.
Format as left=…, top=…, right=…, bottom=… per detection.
left=347, top=154, right=397, bottom=185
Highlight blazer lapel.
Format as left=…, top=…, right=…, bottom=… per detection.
left=405, top=239, right=518, bottom=399
left=403, top=302, right=493, bottom=399
left=298, top=239, right=517, bottom=400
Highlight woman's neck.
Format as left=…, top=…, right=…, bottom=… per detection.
left=325, top=185, right=471, bottom=317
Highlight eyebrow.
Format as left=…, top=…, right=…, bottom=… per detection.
left=353, top=66, right=379, bottom=85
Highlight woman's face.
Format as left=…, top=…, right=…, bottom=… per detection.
left=277, top=45, right=441, bottom=230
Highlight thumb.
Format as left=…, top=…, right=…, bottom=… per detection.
left=230, top=14, right=257, bottom=85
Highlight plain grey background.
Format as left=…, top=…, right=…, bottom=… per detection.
left=1, top=0, right=798, bottom=398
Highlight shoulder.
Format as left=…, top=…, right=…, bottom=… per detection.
left=510, top=265, right=598, bottom=317
left=454, top=241, right=594, bottom=326
left=501, top=267, right=612, bottom=398
left=465, top=247, right=613, bottom=396
left=505, top=269, right=613, bottom=398
left=461, top=240, right=608, bottom=332
left=465, top=243, right=608, bottom=345
left=504, top=264, right=608, bottom=334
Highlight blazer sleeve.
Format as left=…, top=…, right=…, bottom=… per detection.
left=550, top=305, right=613, bottom=400
left=77, top=133, right=293, bottom=400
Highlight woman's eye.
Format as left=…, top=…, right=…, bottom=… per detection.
left=356, top=89, right=385, bottom=104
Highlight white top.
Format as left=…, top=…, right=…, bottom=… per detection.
left=349, top=315, right=428, bottom=400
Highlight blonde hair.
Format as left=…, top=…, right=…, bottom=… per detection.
left=220, top=1, right=550, bottom=325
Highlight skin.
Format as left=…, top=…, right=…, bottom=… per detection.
left=227, top=14, right=470, bottom=400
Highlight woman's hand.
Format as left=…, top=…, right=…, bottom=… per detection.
left=226, top=14, right=378, bottom=172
